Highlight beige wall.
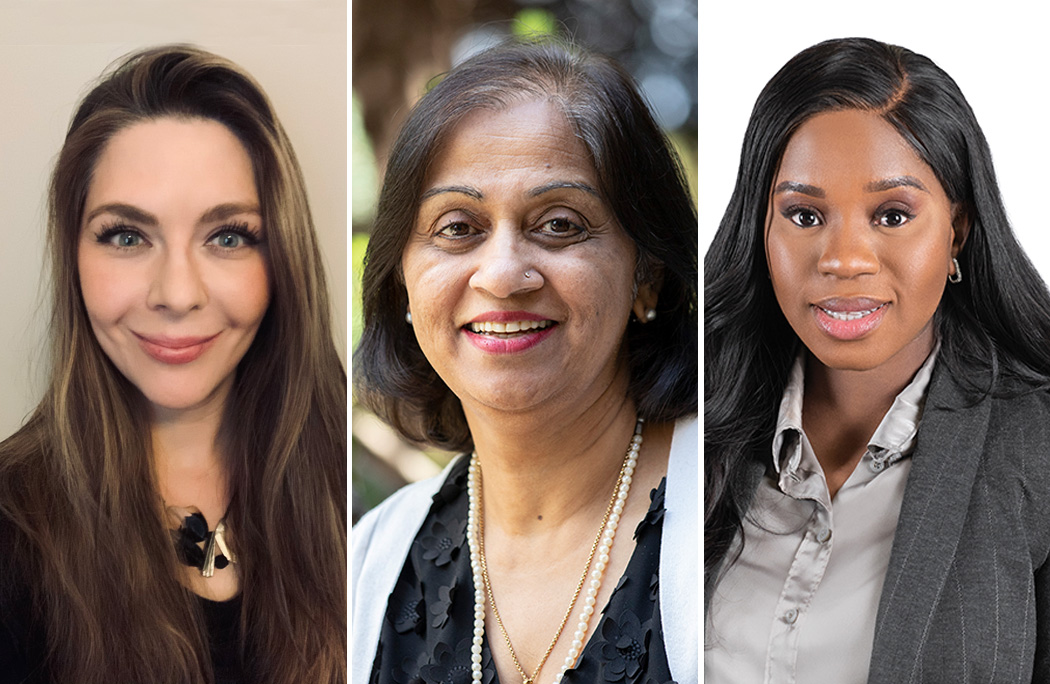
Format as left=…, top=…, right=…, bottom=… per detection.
left=0, top=1, right=347, bottom=438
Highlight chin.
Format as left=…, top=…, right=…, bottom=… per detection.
left=805, top=341, right=891, bottom=373
left=135, top=381, right=232, bottom=416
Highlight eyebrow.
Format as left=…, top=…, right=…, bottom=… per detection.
left=864, top=176, right=930, bottom=194
left=84, top=201, right=260, bottom=226
left=198, top=202, right=262, bottom=223
left=421, top=185, right=483, bottom=201
left=419, top=181, right=600, bottom=202
left=773, top=181, right=824, bottom=198
left=527, top=181, right=600, bottom=198
left=774, top=175, right=930, bottom=197
left=84, top=203, right=159, bottom=226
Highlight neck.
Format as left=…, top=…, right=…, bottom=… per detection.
left=151, top=395, right=229, bottom=512
left=464, top=373, right=639, bottom=537
left=802, top=331, right=934, bottom=477
left=805, top=338, right=933, bottom=420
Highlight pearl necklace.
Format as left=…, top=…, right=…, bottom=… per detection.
left=467, top=419, right=644, bottom=684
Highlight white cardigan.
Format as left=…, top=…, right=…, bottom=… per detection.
left=351, top=417, right=698, bottom=684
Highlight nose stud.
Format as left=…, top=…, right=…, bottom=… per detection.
left=524, top=270, right=532, bottom=279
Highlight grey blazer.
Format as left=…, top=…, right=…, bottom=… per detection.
left=865, top=361, right=1050, bottom=683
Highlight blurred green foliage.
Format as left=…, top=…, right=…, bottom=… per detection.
left=512, top=8, right=558, bottom=38
left=352, top=233, right=369, bottom=349
left=352, top=91, right=378, bottom=227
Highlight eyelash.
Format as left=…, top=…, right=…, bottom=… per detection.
left=207, top=222, right=262, bottom=248
left=93, top=222, right=262, bottom=249
left=780, top=206, right=916, bottom=228
left=432, top=215, right=588, bottom=242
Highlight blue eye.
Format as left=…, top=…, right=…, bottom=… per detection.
left=95, top=225, right=146, bottom=249
left=210, top=232, right=246, bottom=248
left=207, top=223, right=261, bottom=249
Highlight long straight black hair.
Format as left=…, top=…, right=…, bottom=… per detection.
left=705, top=37, right=1050, bottom=597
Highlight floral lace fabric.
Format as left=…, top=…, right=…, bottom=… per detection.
left=370, top=457, right=674, bottom=684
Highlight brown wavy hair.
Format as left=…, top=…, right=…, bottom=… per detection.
left=0, top=46, right=346, bottom=683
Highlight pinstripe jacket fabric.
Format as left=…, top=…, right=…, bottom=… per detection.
left=862, top=362, right=1050, bottom=683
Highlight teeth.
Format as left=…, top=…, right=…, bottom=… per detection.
left=820, top=304, right=883, bottom=321
left=469, top=320, right=553, bottom=334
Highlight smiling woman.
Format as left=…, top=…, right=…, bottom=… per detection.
left=353, top=40, right=698, bottom=684
left=705, top=38, right=1050, bottom=683
left=78, top=119, right=270, bottom=417
left=0, top=46, right=346, bottom=683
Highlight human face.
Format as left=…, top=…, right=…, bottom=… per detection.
left=401, top=99, right=650, bottom=415
left=766, top=109, right=965, bottom=374
left=78, top=117, right=270, bottom=418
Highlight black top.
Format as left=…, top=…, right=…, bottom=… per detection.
left=369, top=456, right=675, bottom=684
left=0, top=516, right=244, bottom=684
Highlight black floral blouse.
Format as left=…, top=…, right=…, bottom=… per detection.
left=369, top=457, right=674, bottom=684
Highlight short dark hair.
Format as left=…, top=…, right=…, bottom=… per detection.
left=705, top=37, right=1050, bottom=598
left=354, top=39, right=698, bottom=451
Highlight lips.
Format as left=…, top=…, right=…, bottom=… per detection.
left=462, top=311, right=557, bottom=353
left=134, top=332, right=220, bottom=364
left=468, top=320, right=553, bottom=334
left=812, top=297, right=889, bottom=341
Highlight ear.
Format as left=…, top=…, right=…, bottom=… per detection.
left=632, top=265, right=664, bottom=322
left=950, top=204, right=971, bottom=258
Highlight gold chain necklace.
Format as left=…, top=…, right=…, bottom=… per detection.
left=467, top=418, right=644, bottom=684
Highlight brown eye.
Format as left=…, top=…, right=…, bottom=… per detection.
left=437, top=222, right=476, bottom=238
left=788, top=209, right=820, bottom=227
left=539, top=217, right=584, bottom=236
left=878, top=210, right=911, bottom=228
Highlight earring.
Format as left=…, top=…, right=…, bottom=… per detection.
left=644, top=309, right=657, bottom=322
left=948, top=257, right=962, bottom=284
left=405, top=310, right=413, bottom=324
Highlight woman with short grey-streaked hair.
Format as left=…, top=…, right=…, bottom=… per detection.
left=353, top=39, right=698, bottom=684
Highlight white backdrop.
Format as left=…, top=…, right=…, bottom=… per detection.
left=699, top=2, right=1050, bottom=282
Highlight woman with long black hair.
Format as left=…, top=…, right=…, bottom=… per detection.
left=705, top=37, right=1050, bottom=682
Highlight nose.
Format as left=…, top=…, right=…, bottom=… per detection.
left=817, top=217, right=879, bottom=279
left=468, top=226, right=543, bottom=298
left=146, top=246, right=208, bottom=314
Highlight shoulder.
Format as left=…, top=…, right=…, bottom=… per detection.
left=350, top=455, right=466, bottom=684
left=927, top=364, right=1050, bottom=563
left=660, top=415, right=698, bottom=682
left=352, top=455, right=466, bottom=561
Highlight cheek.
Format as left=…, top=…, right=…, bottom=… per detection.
left=77, top=249, right=132, bottom=325
left=401, top=250, right=465, bottom=317
left=219, top=262, right=270, bottom=326
left=766, top=231, right=810, bottom=305
left=900, top=239, right=950, bottom=311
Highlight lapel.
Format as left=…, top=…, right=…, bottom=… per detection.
left=867, top=362, right=992, bottom=683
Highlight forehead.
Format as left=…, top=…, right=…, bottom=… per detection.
left=424, top=98, right=598, bottom=189
left=85, top=117, right=257, bottom=213
left=776, top=109, right=941, bottom=190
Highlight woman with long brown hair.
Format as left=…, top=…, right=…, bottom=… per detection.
left=0, top=46, right=346, bottom=683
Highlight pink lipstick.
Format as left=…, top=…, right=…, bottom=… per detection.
left=812, top=298, right=888, bottom=341
left=135, top=333, right=220, bottom=364
left=463, top=310, right=557, bottom=354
